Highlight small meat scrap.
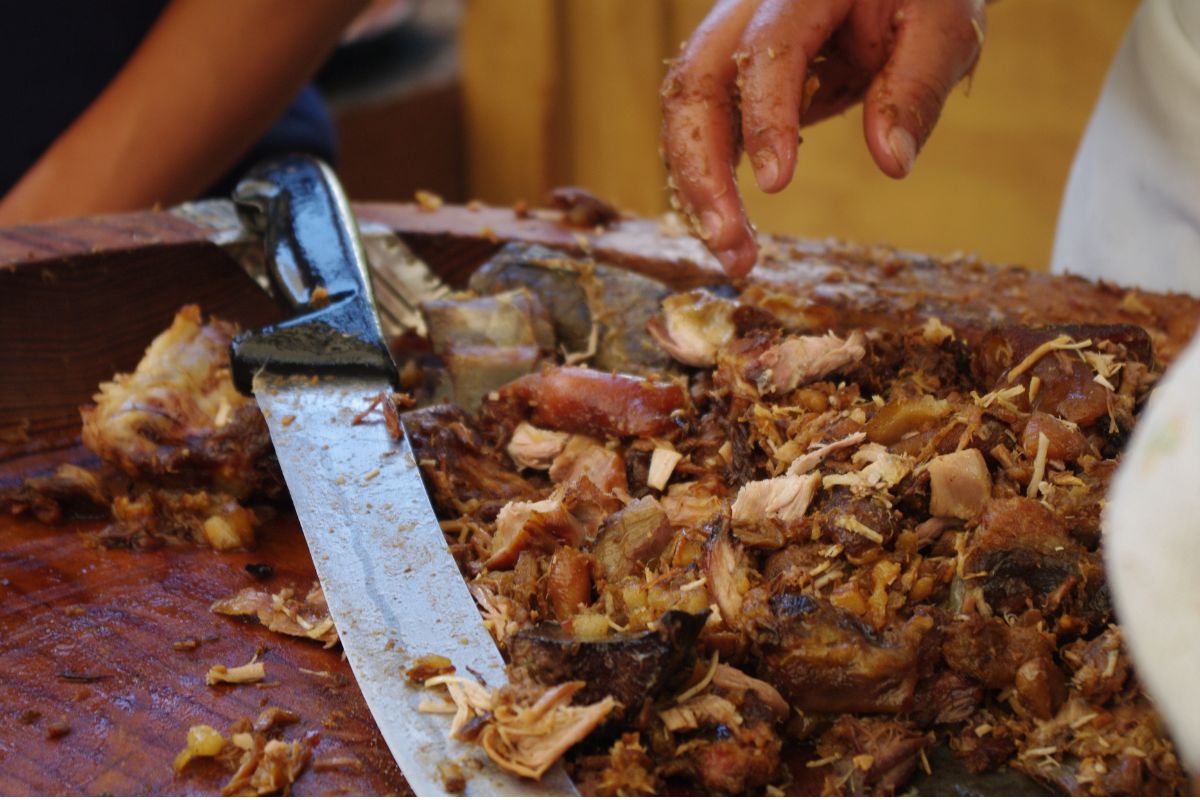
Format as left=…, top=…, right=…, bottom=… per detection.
left=100, top=488, right=258, bottom=551
left=758, top=331, right=867, bottom=394
left=548, top=435, right=629, bottom=498
left=787, top=431, right=866, bottom=476
left=407, top=655, right=455, bottom=683
left=206, top=654, right=266, bottom=686
left=487, top=482, right=617, bottom=570
left=174, top=718, right=314, bottom=796
left=211, top=583, right=338, bottom=647
left=927, top=448, right=992, bottom=519
left=423, top=675, right=615, bottom=781
left=548, top=185, right=622, bottom=228
left=0, top=463, right=110, bottom=525
left=813, top=715, right=934, bottom=795
left=732, top=473, right=820, bottom=530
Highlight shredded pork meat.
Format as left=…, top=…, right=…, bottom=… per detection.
left=405, top=257, right=1182, bottom=795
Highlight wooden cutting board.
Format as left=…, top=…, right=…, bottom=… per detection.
left=4, top=204, right=1200, bottom=795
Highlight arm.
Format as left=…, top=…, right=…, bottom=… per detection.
left=661, top=0, right=986, bottom=277
left=0, top=0, right=367, bottom=224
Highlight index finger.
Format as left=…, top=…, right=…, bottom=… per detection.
left=661, top=0, right=760, bottom=277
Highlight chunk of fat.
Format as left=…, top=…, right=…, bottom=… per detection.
left=548, top=435, right=629, bottom=498
left=927, top=448, right=992, bottom=520
left=647, top=290, right=740, bottom=367
left=647, top=446, right=683, bottom=490
left=506, top=422, right=571, bottom=470
left=731, top=473, right=821, bottom=526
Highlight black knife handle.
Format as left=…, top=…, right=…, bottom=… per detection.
left=229, top=155, right=396, bottom=394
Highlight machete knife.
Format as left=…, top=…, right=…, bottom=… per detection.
left=228, top=155, right=576, bottom=796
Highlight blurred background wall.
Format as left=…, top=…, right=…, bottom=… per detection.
left=325, top=0, right=1140, bottom=270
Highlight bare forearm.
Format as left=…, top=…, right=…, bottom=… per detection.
left=0, top=0, right=366, bottom=224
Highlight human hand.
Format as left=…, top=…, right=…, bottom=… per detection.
left=661, top=0, right=986, bottom=277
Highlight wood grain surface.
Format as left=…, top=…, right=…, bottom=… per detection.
left=0, top=515, right=409, bottom=796
left=4, top=204, right=1200, bottom=795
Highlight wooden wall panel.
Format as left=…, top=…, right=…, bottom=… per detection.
left=460, top=0, right=560, bottom=204
left=560, top=0, right=670, bottom=214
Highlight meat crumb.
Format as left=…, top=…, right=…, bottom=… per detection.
left=206, top=656, right=266, bottom=686
left=174, top=720, right=314, bottom=795
left=46, top=719, right=71, bottom=739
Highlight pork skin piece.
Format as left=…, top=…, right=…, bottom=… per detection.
left=80, top=305, right=278, bottom=499
left=1020, top=412, right=1089, bottom=463
left=592, top=496, right=674, bottom=582
left=927, top=448, right=992, bottom=520
left=468, top=243, right=673, bottom=372
left=814, top=487, right=901, bottom=558
left=547, top=547, right=593, bottom=619
left=962, top=497, right=1108, bottom=626
left=973, top=323, right=1153, bottom=427
left=506, top=422, right=571, bottom=471
left=487, top=480, right=618, bottom=569
left=646, top=289, right=740, bottom=367
left=470, top=244, right=595, bottom=355
left=548, top=435, right=629, bottom=497
left=404, top=404, right=539, bottom=521
left=757, top=595, right=935, bottom=714
left=508, top=610, right=707, bottom=712
left=500, top=366, right=687, bottom=439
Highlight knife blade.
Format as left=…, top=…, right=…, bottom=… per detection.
left=228, top=155, right=576, bottom=796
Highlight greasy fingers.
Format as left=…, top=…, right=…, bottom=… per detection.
left=661, top=0, right=759, bottom=277
left=737, top=0, right=853, bottom=193
left=863, top=0, right=985, bottom=178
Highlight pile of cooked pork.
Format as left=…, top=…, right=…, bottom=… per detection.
left=404, top=243, right=1185, bottom=795
left=6, top=240, right=1187, bottom=795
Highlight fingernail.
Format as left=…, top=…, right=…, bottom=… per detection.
left=717, top=241, right=758, bottom=277
left=700, top=210, right=724, bottom=242
left=888, top=127, right=916, bottom=176
left=754, top=149, right=779, bottom=191
left=716, top=248, right=741, bottom=273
